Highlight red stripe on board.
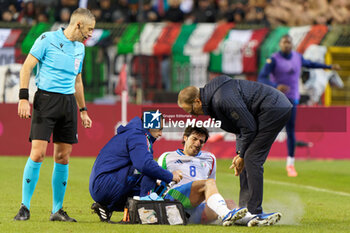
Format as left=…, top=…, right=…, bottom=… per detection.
left=153, top=23, right=182, bottom=56
left=242, top=28, right=269, bottom=73
left=3, top=29, right=22, bottom=47
left=203, top=23, right=234, bottom=53
left=296, top=24, right=328, bottom=54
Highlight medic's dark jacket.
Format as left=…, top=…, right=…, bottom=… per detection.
left=200, top=75, right=292, bottom=158
left=89, top=117, right=173, bottom=186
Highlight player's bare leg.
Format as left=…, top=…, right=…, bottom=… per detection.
left=189, top=179, right=247, bottom=226
left=202, top=199, right=237, bottom=224
left=188, top=180, right=207, bottom=206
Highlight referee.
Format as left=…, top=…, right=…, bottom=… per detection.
left=15, top=8, right=95, bottom=222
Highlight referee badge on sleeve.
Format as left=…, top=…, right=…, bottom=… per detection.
left=74, top=59, right=81, bottom=71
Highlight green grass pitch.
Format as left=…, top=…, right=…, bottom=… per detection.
left=0, top=156, right=349, bottom=233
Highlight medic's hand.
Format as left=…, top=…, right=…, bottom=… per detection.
left=229, top=155, right=245, bottom=176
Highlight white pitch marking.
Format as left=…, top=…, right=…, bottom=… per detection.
left=265, top=179, right=350, bottom=197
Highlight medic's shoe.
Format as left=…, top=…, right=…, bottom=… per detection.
left=247, top=212, right=282, bottom=227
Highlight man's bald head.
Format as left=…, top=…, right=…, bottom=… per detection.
left=178, top=86, right=204, bottom=116
left=178, top=86, right=200, bottom=106
left=65, top=8, right=96, bottom=42
left=69, top=8, right=95, bottom=26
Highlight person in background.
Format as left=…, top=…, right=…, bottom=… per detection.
left=192, top=0, right=216, bottom=23
left=99, top=0, right=115, bottom=22
left=59, top=8, right=71, bottom=23
left=2, top=10, right=14, bottom=22
left=163, top=0, right=184, bottom=22
left=18, top=0, right=36, bottom=25
left=258, top=34, right=340, bottom=177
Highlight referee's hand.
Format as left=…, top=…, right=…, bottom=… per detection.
left=80, top=112, right=92, bottom=128
left=18, top=99, right=31, bottom=119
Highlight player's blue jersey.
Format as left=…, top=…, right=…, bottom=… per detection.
left=29, top=28, right=85, bottom=94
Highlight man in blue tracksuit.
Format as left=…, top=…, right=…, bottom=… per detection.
left=89, top=116, right=182, bottom=222
left=178, top=75, right=292, bottom=226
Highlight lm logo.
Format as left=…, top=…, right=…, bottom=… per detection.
left=143, top=110, right=162, bottom=129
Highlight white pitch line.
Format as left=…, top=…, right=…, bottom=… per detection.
left=265, top=179, right=350, bottom=197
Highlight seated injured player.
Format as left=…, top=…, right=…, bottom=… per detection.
left=157, top=126, right=247, bottom=226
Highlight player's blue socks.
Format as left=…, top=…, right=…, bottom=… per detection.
left=52, top=162, right=68, bottom=214
left=22, top=157, right=42, bottom=210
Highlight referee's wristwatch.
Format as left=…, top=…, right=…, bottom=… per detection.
left=79, top=107, right=88, bottom=112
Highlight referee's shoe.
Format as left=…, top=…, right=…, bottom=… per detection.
left=14, top=204, right=30, bottom=221
left=50, top=208, right=77, bottom=222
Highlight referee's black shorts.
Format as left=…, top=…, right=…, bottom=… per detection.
left=29, top=89, right=78, bottom=144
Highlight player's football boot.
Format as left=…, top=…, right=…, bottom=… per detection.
left=286, top=165, right=298, bottom=177
left=91, top=202, right=112, bottom=222
left=50, top=208, right=77, bottom=222
left=235, top=211, right=282, bottom=227
left=14, top=204, right=30, bottom=221
left=222, top=207, right=248, bottom=226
